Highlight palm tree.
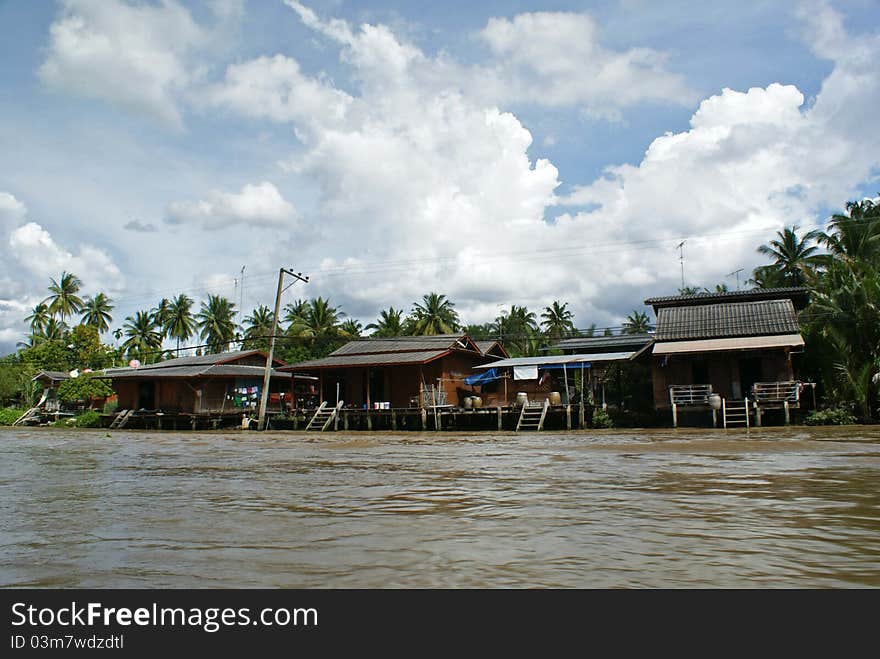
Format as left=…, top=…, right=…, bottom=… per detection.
left=283, top=299, right=309, bottom=328
left=678, top=286, right=702, bottom=295
left=366, top=307, right=405, bottom=337
left=493, top=305, right=539, bottom=356
left=755, top=226, right=823, bottom=288
left=704, top=284, right=729, bottom=293
left=819, top=199, right=880, bottom=266
left=25, top=303, right=51, bottom=334
left=44, top=271, right=84, bottom=321
left=242, top=305, right=275, bottom=351
left=80, top=293, right=114, bottom=333
left=622, top=310, right=654, bottom=334
left=164, top=294, right=196, bottom=355
left=30, top=317, right=66, bottom=345
left=196, top=295, right=238, bottom=354
left=152, top=298, right=172, bottom=337
left=409, top=293, right=459, bottom=335
left=288, top=297, right=345, bottom=338
left=339, top=319, right=363, bottom=338
left=121, top=311, right=163, bottom=362
left=541, top=301, right=575, bottom=342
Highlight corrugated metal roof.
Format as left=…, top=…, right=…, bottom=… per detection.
left=545, top=333, right=653, bottom=353
left=655, top=299, right=799, bottom=341
left=653, top=334, right=804, bottom=355
left=104, top=364, right=298, bottom=380
left=645, top=287, right=808, bottom=308
left=129, top=349, right=283, bottom=370
left=330, top=334, right=474, bottom=356
left=32, top=370, right=70, bottom=381
left=474, top=352, right=636, bottom=369
left=283, top=349, right=452, bottom=370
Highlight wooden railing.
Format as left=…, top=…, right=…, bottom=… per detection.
left=669, top=384, right=712, bottom=406
left=751, top=381, right=800, bottom=403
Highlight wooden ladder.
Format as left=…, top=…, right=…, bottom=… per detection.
left=12, top=405, right=40, bottom=427
left=109, top=409, right=134, bottom=429
left=306, top=401, right=343, bottom=431
left=722, top=398, right=751, bottom=430
left=516, top=398, right=549, bottom=432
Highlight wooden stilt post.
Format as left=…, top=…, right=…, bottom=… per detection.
left=755, top=404, right=762, bottom=427
left=391, top=409, right=397, bottom=431
left=497, top=406, right=502, bottom=431
left=784, top=400, right=790, bottom=425
left=566, top=405, right=571, bottom=430
left=672, top=402, right=678, bottom=428
left=722, top=398, right=727, bottom=429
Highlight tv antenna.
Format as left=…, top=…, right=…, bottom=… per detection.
left=726, top=268, right=744, bottom=291
left=676, top=240, right=686, bottom=289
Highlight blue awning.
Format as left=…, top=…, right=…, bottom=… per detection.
left=463, top=368, right=500, bottom=385
left=540, top=362, right=589, bottom=370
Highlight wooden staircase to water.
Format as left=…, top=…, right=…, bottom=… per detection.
left=108, top=409, right=134, bottom=429
left=516, top=398, right=549, bottom=432
left=306, top=401, right=344, bottom=431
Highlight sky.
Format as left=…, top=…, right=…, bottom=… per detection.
left=0, top=0, right=878, bottom=354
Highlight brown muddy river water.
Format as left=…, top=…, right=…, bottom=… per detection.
left=2, top=426, right=879, bottom=588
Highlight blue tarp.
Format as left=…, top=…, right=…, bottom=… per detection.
left=463, top=368, right=500, bottom=385
left=539, top=362, right=590, bottom=370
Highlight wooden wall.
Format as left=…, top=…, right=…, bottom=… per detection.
left=651, top=349, right=794, bottom=408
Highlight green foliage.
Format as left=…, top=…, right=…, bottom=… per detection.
left=591, top=409, right=614, bottom=428
left=103, top=400, right=118, bottom=414
left=804, top=407, right=857, bottom=426
left=0, top=407, right=27, bottom=425
left=73, top=410, right=102, bottom=428
left=56, top=373, right=113, bottom=404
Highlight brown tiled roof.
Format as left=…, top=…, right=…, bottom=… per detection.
left=655, top=299, right=800, bottom=341
left=331, top=334, right=476, bottom=356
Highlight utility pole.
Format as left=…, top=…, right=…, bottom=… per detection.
left=257, top=267, right=309, bottom=430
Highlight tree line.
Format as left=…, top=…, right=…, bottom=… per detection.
left=4, top=196, right=875, bottom=418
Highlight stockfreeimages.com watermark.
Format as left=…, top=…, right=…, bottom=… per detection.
left=11, top=601, right=318, bottom=634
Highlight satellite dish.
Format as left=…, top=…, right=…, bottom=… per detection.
left=69, top=369, right=79, bottom=379
left=129, top=359, right=141, bottom=369
left=83, top=368, right=93, bottom=373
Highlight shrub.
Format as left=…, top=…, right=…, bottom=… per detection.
left=74, top=410, right=102, bottom=428
left=0, top=407, right=26, bottom=425
left=591, top=408, right=614, bottom=428
left=57, top=373, right=113, bottom=404
left=805, top=407, right=857, bottom=426
left=103, top=400, right=118, bottom=415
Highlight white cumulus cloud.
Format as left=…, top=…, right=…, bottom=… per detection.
left=166, top=182, right=297, bottom=229
left=39, top=0, right=218, bottom=130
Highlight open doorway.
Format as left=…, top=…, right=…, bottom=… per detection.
left=738, top=356, right=763, bottom=400
left=137, top=382, right=155, bottom=410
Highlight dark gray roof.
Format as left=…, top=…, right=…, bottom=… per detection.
left=118, top=349, right=284, bottom=371
left=104, top=363, right=301, bottom=380
left=645, top=287, right=809, bottom=309
left=32, top=370, right=70, bottom=382
left=655, top=299, right=800, bottom=341
left=545, top=333, right=654, bottom=353
left=331, top=334, right=476, bottom=356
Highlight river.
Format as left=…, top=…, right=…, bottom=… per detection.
left=1, top=426, right=879, bottom=588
